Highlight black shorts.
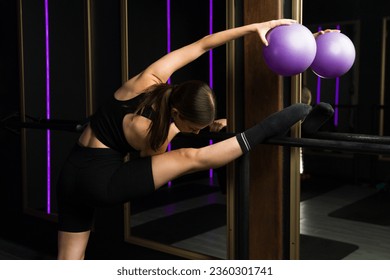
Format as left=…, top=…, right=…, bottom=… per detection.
left=56, top=144, right=155, bottom=232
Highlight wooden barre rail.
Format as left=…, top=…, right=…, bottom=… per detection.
left=3, top=118, right=390, bottom=155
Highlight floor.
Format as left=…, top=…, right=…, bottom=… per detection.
left=1, top=177, right=389, bottom=260
left=300, top=183, right=390, bottom=260
left=130, top=177, right=390, bottom=260
left=0, top=237, right=55, bottom=260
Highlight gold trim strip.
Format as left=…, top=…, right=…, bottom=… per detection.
left=289, top=0, right=303, bottom=260
left=379, top=17, right=388, bottom=137
left=226, top=0, right=236, bottom=260
left=120, top=0, right=133, bottom=248
left=379, top=17, right=389, bottom=161
left=120, top=0, right=129, bottom=84
left=85, top=0, right=94, bottom=116
left=18, top=0, right=28, bottom=212
left=125, top=236, right=218, bottom=260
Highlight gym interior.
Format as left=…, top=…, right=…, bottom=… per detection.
left=1, top=0, right=390, bottom=260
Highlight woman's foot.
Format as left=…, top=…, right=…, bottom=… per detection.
left=236, top=103, right=312, bottom=153
left=302, top=102, right=334, bottom=136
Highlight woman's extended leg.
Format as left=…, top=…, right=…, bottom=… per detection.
left=151, top=137, right=241, bottom=188
left=152, top=103, right=311, bottom=188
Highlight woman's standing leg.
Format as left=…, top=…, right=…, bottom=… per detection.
left=57, top=231, right=91, bottom=260
left=56, top=146, right=104, bottom=260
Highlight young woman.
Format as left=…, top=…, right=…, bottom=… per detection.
left=56, top=18, right=313, bottom=259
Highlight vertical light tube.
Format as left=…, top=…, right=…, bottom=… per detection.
left=334, top=77, right=340, bottom=126
left=316, top=76, right=321, bottom=104
left=316, top=25, right=322, bottom=105
left=208, top=0, right=213, bottom=180
left=167, top=0, right=171, bottom=84
left=44, top=0, right=51, bottom=214
left=334, top=24, right=341, bottom=127
left=209, top=0, right=213, bottom=89
left=167, top=0, right=172, bottom=187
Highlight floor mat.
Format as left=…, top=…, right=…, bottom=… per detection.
left=300, top=234, right=359, bottom=260
left=328, top=191, right=390, bottom=226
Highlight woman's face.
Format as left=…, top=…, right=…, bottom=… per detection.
left=172, top=111, right=210, bottom=134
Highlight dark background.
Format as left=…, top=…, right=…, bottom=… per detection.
left=1, top=0, right=389, bottom=259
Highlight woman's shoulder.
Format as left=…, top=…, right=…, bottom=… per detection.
left=117, top=71, right=163, bottom=100
left=113, top=86, right=140, bottom=101
left=123, top=113, right=151, bottom=150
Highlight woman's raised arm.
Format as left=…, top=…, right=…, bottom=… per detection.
left=122, top=19, right=296, bottom=95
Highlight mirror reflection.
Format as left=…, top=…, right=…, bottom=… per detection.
left=300, top=0, right=390, bottom=260
left=125, top=0, right=228, bottom=259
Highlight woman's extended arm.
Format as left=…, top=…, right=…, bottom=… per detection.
left=121, top=19, right=296, bottom=96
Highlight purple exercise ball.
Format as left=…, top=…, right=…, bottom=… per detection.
left=262, top=23, right=317, bottom=76
left=310, top=32, right=356, bottom=78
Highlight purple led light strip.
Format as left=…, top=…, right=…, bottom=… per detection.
left=209, top=0, right=213, bottom=179
left=167, top=0, right=172, bottom=187
left=316, top=26, right=322, bottom=105
left=334, top=25, right=341, bottom=127
left=316, top=76, right=321, bottom=104
left=45, top=0, right=51, bottom=214
left=334, top=76, right=340, bottom=126
left=209, top=0, right=213, bottom=89
left=167, top=0, right=171, bottom=84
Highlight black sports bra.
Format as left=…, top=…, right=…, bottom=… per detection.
left=89, top=93, right=154, bottom=157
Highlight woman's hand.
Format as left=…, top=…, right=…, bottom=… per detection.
left=255, top=19, right=297, bottom=46
left=209, top=119, right=227, bottom=132
left=313, top=29, right=341, bottom=38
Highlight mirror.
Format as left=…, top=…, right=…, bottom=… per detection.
left=300, top=0, right=390, bottom=260
left=303, top=21, right=359, bottom=133
left=122, top=0, right=231, bottom=259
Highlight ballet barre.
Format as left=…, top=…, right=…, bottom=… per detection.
left=2, top=116, right=390, bottom=155
left=184, top=131, right=390, bottom=156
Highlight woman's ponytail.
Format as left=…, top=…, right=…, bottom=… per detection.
left=135, top=83, right=173, bottom=151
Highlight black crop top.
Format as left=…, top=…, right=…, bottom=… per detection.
left=89, top=93, right=154, bottom=157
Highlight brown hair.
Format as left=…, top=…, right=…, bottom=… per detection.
left=136, top=80, right=216, bottom=150
left=302, top=86, right=312, bottom=105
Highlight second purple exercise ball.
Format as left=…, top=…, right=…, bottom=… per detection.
left=262, top=23, right=317, bottom=76
left=310, top=32, right=356, bottom=78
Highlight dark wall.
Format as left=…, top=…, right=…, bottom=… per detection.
left=0, top=0, right=22, bottom=229
left=91, top=0, right=122, bottom=107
